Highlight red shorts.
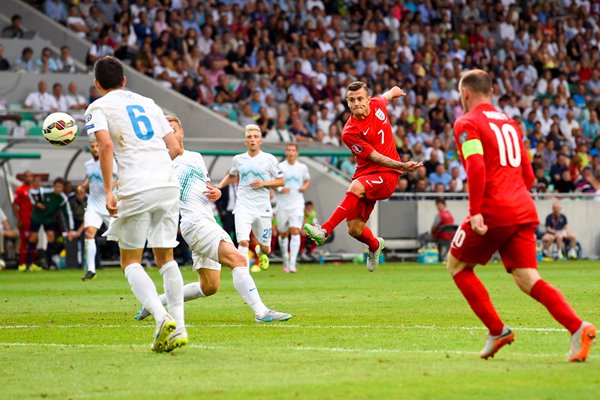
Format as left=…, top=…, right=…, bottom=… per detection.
left=347, top=172, right=399, bottom=222
left=449, top=220, right=538, bottom=272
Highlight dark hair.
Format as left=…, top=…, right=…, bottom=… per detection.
left=435, top=198, right=446, bottom=206
left=53, top=177, right=65, bottom=186
left=94, top=56, right=124, bottom=91
left=11, top=14, right=21, bottom=22
left=347, top=81, right=368, bottom=93
left=305, top=200, right=313, bottom=207
left=460, top=69, right=492, bottom=95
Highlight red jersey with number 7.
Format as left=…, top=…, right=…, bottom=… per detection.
left=342, top=96, right=402, bottom=179
left=453, top=103, right=538, bottom=228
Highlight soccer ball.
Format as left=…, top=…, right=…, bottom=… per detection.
left=42, top=112, right=78, bottom=146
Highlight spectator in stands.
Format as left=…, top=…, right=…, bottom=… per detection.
left=340, top=156, right=356, bottom=179
left=64, top=82, right=88, bottom=110
left=289, top=117, right=313, bottom=142
left=66, top=5, right=89, bottom=39
left=429, top=163, right=451, bottom=191
left=85, top=6, right=107, bottom=42
left=0, top=44, right=10, bottom=71
left=56, top=46, right=76, bottom=73
left=532, top=166, right=550, bottom=193
left=96, top=0, right=121, bottom=24
left=14, top=47, right=35, bottom=73
left=51, top=83, right=68, bottom=111
left=448, top=166, right=465, bottom=193
left=87, top=31, right=114, bottom=65
left=550, top=153, right=570, bottom=185
left=23, top=80, right=58, bottom=112
left=2, top=14, right=25, bottom=39
left=44, top=0, right=68, bottom=24
left=542, top=201, right=578, bottom=260
left=575, top=166, right=600, bottom=194
left=35, top=47, right=59, bottom=74
left=265, top=115, right=294, bottom=143
left=555, top=170, right=576, bottom=194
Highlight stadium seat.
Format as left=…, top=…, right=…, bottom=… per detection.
left=28, top=126, right=44, bottom=137
left=20, top=120, right=36, bottom=132
left=0, top=125, right=8, bottom=142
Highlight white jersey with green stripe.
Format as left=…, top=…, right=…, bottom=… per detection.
left=229, top=150, right=283, bottom=216
left=173, top=150, right=214, bottom=223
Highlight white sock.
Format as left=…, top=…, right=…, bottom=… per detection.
left=238, top=245, right=249, bottom=267
left=289, top=234, right=301, bottom=267
left=232, top=266, right=269, bottom=317
left=159, top=282, right=205, bottom=305
left=85, top=238, right=96, bottom=273
left=279, top=236, right=289, bottom=265
left=124, top=263, right=166, bottom=323
left=160, top=261, right=185, bottom=330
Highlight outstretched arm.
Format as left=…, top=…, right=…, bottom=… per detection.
left=367, top=150, right=422, bottom=172
left=381, top=86, right=406, bottom=102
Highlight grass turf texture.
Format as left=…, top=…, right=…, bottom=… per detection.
left=1, top=261, right=599, bottom=399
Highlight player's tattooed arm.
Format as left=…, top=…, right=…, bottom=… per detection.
left=381, top=86, right=406, bottom=102
left=367, top=150, right=422, bottom=172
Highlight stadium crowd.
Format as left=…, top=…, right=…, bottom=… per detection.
left=2, top=0, right=600, bottom=196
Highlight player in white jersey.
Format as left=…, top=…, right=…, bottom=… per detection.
left=217, top=124, right=285, bottom=273
left=135, top=116, right=292, bottom=323
left=84, top=56, right=186, bottom=353
left=80, top=138, right=118, bottom=281
left=276, top=143, right=311, bottom=273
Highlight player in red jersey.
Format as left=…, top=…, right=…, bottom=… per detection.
left=12, top=170, right=40, bottom=272
left=304, top=81, right=421, bottom=271
left=448, top=69, right=595, bottom=362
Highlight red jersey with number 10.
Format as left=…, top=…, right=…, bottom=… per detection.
left=453, top=103, right=538, bottom=228
left=342, top=96, right=402, bottom=179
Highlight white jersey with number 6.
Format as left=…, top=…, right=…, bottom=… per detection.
left=84, top=89, right=178, bottom=197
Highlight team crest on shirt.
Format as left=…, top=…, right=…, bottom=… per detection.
left=352, top=144, right=363, bottom=154
left=85, top=114, right=92, bottom=123
left=375, top=108, right=385, bottom=121
left=459, top=131, right=468, bottom=144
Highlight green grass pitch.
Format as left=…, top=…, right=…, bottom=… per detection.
left=1, top=260, right=599, bottom=399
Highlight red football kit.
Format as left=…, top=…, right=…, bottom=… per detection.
left=342, top=96, right=401, bottom=221
left=450, top=103, right=539, bottom=270
left=14, top=183, right=33, bottom=265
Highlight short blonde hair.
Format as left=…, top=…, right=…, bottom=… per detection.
left=245, top=124, right=261, bottom=135
left=165, top=114, right=181, bottom=127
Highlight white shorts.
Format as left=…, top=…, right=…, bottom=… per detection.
left=84, top=206, right=111, bottom=230
left=277, top=209, right=304, bottom=231
left=104, top=187, right=179, bottom=250
left=181, top=216, right=232, bottom=271
left=234, top=212, right=272, bottom=246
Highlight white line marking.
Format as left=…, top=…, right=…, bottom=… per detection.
left=0, top=323, right=566, bottom=332
left=0, top=342, right=564, bottom=358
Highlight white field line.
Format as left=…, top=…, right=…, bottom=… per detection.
left=0, top=323, right=565, bottom=332
left=0, top=342, right=565, bottom=358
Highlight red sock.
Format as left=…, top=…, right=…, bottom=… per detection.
left=357, top=226, right=380, bottom=252
left=530, top=280, right=582, bottom=334
left=453, top=269, right=504, bottom=336
left=322, top=192, right=360, bottom=235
